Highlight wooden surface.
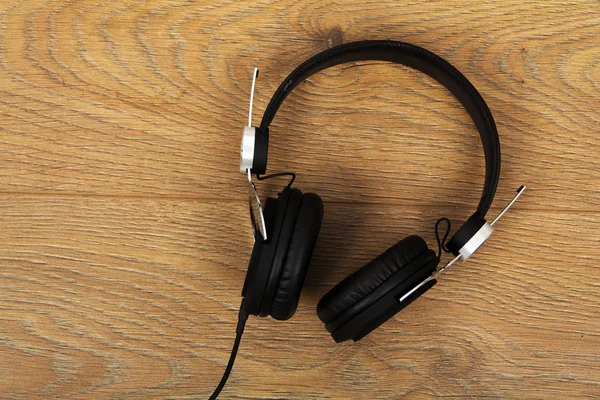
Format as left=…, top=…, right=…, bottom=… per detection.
left=0, top=0, right=599, bottom=399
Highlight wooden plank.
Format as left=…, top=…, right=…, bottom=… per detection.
left=0, top=197, right=598, bottom=398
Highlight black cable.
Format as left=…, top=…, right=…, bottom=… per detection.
left=256, top=172, right=296, bottom=187
left=209, top=299, right=249, bottom=400
left=435, top=217, right=452, bottom=258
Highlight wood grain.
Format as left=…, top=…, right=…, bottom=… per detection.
left=0, top=0, right=598, bottom=399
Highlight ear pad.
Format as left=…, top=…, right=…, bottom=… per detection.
left=329, top=248, right=438, bottom=342
left=241, top=193, right=287, bottom=317
left=258, top=188, right=302, bottom=317
left=270, top=193, right=324, bottom=320
left=317, top=235, right=431, bottom=325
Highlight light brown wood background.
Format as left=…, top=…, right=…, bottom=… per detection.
left=0, top=0, right=598, bottom=399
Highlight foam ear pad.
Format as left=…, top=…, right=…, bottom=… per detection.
left=270, top=193, right=324, bottom=320
left=258, top=188, right=302, bottom=317
left=317, top=235, right=429, bottom=324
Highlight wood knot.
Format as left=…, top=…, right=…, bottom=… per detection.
left=326, top=29, right=344, bottom=48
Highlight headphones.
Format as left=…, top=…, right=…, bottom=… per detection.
left=210, top=39, right=525, bottom=399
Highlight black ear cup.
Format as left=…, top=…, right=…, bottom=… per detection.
left=317, top=235, right=439, bottom=342
left=270, top=193, right=323, bottom=320
left=242, top=187, right=323, bottom=321
left=317, top=235, right=428, bottom=323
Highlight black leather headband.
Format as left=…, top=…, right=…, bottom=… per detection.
left=259, top=40, right=500, bottom=219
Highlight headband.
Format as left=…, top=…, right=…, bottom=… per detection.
left=253, top=40, right=500, bottom=220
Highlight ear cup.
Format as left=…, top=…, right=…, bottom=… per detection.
left=270, top=193, right=324, bottom=320
left=317, top=235, right=429, bottom=324
left=329, top=249, right=438, bottom=343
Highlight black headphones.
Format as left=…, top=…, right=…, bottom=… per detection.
left=210, top=40, right=525, bottom=399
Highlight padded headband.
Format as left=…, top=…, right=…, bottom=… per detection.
left=259, top=40, right=500, bottom=219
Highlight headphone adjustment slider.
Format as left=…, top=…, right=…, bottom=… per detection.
left=240, top=67, right=259, bottom=174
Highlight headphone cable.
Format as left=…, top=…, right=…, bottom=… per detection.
left=434, top=217, right=452, bottom=258
left=256, top=172, right=296, bottom=188
left=209, top=299, right=249, bottom=400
